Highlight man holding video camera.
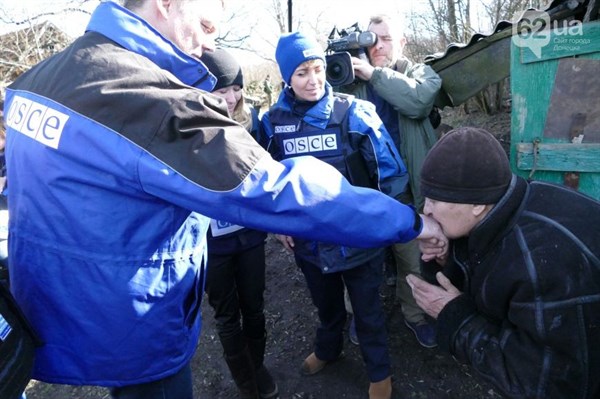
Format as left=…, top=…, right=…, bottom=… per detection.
left=339, top=14, right=442, bottom=349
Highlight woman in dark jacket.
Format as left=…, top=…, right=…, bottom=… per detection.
left=200, top=48, right=277, bottom=399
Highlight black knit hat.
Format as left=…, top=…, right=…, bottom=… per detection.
left=420, top=127, right=512, bottom=204
left=200, top=48, right=244, bottom=91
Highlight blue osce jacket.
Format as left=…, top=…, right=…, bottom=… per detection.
left=4, top=1, right=422, bottom=387
left=207, top=107, right=267, bottom=254
left=262, top=85, right=409, bottom=271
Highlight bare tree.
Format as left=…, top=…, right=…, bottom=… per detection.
left=0, top=22, right=72, bottom=91
left=270, top=0, right=288, bottom=34
left=0, top=0, right=98, bottom=92
left=0, top=0, right=96, bottom=28
left=479, top=0, right=538, bottom=27
left=217, top=0, right=334, bottom=66
left=217, top=0, right=292, bottom=62
left=408, top=0, right=549, bottom=114
left=472, top=0, right=540, bottom=114
left=447, top=0, right=459, bottom=41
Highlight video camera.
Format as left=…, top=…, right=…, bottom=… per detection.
left=325, top=23, right=377, bottom=87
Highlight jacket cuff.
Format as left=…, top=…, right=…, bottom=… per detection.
left=412, top=208, right=423, bottom=235
left=369, top=67, right=386, bottom=86
left=437, top=294, right=477, bottom=353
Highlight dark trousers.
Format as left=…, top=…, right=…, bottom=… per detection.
left=296, top=252, right=390, bottom=382
left=205, top=243, right=267, bottom=355
left=109, top=363, right=192, bottom=399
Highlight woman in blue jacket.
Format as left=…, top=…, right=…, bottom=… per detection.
left=200, top=49, right=277, bottom=399
left=261, top=32, right=409, bottom=399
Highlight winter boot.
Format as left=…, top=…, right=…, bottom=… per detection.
left=224, top=347, right=260, bottom=399
left=246, top=335, right=279, bottom=399
left=300, top=352, right=328, bottom=376
left=368, top=376, right=392, bottom=399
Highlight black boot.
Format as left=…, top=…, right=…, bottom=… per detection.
left=224, top=347, right=260, bottom=399
left=246, top=335, right=279, bottom=399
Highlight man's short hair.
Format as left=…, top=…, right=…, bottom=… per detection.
left=368, top=14, right=405, bottom=39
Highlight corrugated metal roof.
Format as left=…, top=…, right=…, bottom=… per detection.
left=424, top=0, right=596, bottom=108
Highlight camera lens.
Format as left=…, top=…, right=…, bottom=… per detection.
left=328, top=63, right=346, bottom=80
left=325, top=52, right=355, bottom=87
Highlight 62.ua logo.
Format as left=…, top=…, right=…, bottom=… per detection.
left=512, top=10, right=551, bottom=58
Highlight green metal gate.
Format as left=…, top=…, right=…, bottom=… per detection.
left=511, top=20, right=600, bottom=199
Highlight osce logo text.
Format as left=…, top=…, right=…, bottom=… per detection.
left=5, top=95, right=68, bottom=149
left=283, top=134, right=337, bottom=155
left=274, top=125, right=296, bottom=133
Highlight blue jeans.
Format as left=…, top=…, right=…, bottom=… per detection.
left=109, top=363, right=192, bottom=399
left=296, top=252, right=390, bottom=382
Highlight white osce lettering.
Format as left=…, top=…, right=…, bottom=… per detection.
left=210, top=219, right=244, bottom=237
left=282, top=134, right=337, bottom=156
left=274, top=125, right=296, bottom=133
left=302, top=48, right=322, bottom=58
left=5, top=95, right=68, bottom=149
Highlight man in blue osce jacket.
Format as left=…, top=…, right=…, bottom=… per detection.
left=3, top=1, right=447, bottom=398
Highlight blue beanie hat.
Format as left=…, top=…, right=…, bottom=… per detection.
left=275, top=31, right=326, bottom=85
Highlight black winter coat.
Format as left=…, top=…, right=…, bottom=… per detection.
left=424, top=176, right=600, bottom=399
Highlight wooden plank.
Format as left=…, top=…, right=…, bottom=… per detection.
left=520, top=20, right=600, bottom=63
left=516, top=143, right=600, bottom=172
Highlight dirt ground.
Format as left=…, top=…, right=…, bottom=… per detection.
left=24, top=108, right=511, bottom=399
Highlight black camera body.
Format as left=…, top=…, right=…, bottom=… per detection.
left=325, top=24, right=377, bottom=87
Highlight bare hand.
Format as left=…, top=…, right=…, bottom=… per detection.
left=420, top=238, right=449, bottom=265
left=351, top=57, right=375, bottom=81
left=275, top=234, right=295, bottom=252
left=406, top=272, right=461, bottom=319
left=416, top=214, right=448, bottom=262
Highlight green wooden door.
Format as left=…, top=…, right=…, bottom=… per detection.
left=510, top=20, right=600, bottom=200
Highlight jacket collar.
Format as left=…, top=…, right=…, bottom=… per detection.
left=466, top=175, right=528, bottom=264
left=393, top=57, right=411, bottom=74
left=276, top=83, right=335, bottom=129
left=85, top=1, right=216, bottom=90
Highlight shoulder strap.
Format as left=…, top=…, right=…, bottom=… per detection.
left=395, top=58, right=410, bottom=75
left=330, top=93, right=353, bottom=126
left=249, top=106, right=260, bottom=141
